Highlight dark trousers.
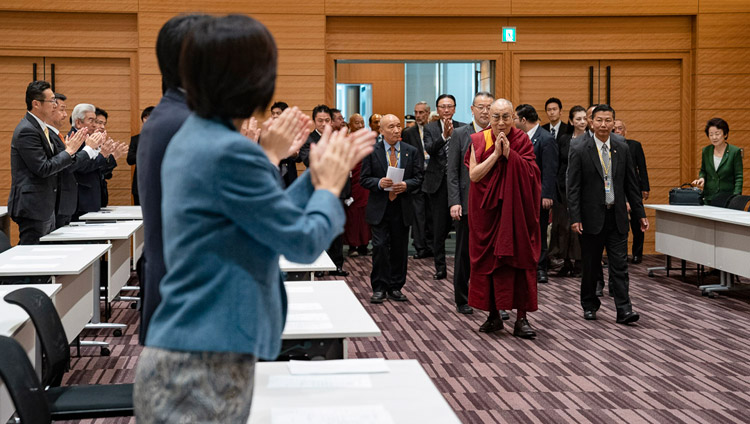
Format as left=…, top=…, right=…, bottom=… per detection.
left=428, top=178, right=452, bottom=274
left=15, top=213, right=55, bottom=245
left=629, top=212, right=644, bottom=257
left=453, top=214, right=470, bottom=306
left=580, top=208, right=632, bottom=316
left=410, top=191, right=433, bottom=254
left=54, top=214, right=72, bottom=230
left=327, top=234, right=344, bottom=269
left=370, top=199, right=409, bottom=293
left=538, top=207, right=550, bottom=271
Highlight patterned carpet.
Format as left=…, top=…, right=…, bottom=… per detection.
left=58, top=254, right=750, bottom=424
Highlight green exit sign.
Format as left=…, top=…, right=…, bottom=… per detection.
left=502, top=27, right=516, bottom=43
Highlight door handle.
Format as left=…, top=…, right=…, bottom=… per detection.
left=32, top=63, right=38, bottom=81
left=588, top=66, right=594, bottom=107
left=50, top=63, right=56, bottom=92
left=605, top=65, right=611, bottom=105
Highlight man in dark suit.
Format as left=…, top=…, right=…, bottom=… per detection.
left=515, top=104, right=559, bottom=284
left=401, top=101, right=433, bottom=259
left=567, top=104, right=648, bottom=325
left=423, top=94, right=465, bottom=279
left=126, top=106, right=155, bottom=205
left=360, top=114, right=423, bottom=303
left=541, top=97, right=571, bottom=141
left=613, top=119, right=650, bottom=264
left=448, top=91, right=494, bottom=315
left=298, top=104, right=331, bottom=167
left=8, top=81, right=84, bottom=244
left=136, top=14, right=210, bottom=345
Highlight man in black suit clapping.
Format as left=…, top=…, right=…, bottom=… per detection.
left=360, top=114, right=423, bottom=304
left=567, top=104, right=648, bottom=325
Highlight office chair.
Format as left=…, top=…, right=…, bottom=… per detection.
left=727, top=194, right=750, bottom=211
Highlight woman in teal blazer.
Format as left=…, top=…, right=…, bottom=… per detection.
left=692, top=118, right=743, bottom=205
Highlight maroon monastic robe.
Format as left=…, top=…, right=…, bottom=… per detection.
left=464, top=127, right=541, bottom=312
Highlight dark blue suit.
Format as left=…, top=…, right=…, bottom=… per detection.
left=136, top=89, right=191, bottom=345
left=530, top=125, right=559, bottom=272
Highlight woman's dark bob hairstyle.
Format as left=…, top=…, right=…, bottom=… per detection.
left=180, top=14, right=278, bottom=120
left=704, top=117, right=729, bottom=138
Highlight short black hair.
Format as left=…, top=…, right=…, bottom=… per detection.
left=312, top=104, right=331, bottom=120
left=331, top=108, right=342, bottom=116
left=271, top=101, right=288, bottom=111
left=95, top=107, right=108, bottom=119
left=515, top=104, right=539, bottom=123
left=705, top=117, right=729, bottom=138
left=568, top=105, right=586, bottom=121
left=141, top=106, right=155, bottom=121
left=545, top=97, right=562, bottom=110
left=473, top=91, right=494, bottom=102
left=54, top=92, right=67, bottom=102
left=436, top=93, right=456, bottom=107
left=180, top=14, right=278, bottom=120
left=25, top=80, right=51, bottom=111
left=592, top=104, right=615, bottom=119
left=156, top=14, right=211, bottom=93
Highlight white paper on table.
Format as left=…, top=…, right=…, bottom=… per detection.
left=286, top=313, right=330, bottom=322
left=285, top=286, right=314, bottom=294
left=271, top=405, right=395, bottom=424
left=11, top=255, right=67, bottom=260
left=0, top=263, right=59, bottom=270
left=288, top=358, right=390, bottom=375
left=383, top=166, right=404, bottom=191
left=268, top=374, right=372, bottom=389
left=283, top=321, right=333, bottom=332
left=287, top=302, right=323, bottom=311
left=31, top=246, right=83, bottom=252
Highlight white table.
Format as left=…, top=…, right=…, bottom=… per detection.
left=248, top=360, right=461, bottom=424
left=0, top=244, right=110, bottom=353
left=0, top=206, right=9, bottom=238
left=647, top=204, right=750, bottom=295
left=79, top=206, right=144, bottom=263
left=280, top=252, right=336, bottom=281
left=281, top=280, right=380, bottom=360
left=0, top=284, right=61, bottom=424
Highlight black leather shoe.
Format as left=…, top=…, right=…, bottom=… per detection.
left=632, top=255, right=642, bottom=264
left=314, top=271, right=325, bottom=278
left=387, top=290, right=408, bottom=301
left=457, top=304, right=473, bottom=314
left=433, top=271, right=447, bottom=280
left=329, top=267, right=349, bottom=277
left=616, top=311, right=640, bottom=325
left=537, top=269, right=548, bottom=283
left=413, top=251, right=434, bottom=259
left=478, top=317, right=503, bottom=333
left=583, top=310, right=597, bottom=320
left=595, top=280, right=604, bottom=297
left=370, top=291, right=387, bottom=304
left=513, top=318, right=536, bottom=339
left=500, top=310, right=510, bottom=321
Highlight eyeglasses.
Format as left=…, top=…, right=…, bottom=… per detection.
left=39, top=98, right=57, bottom=104
left=437, top=104, right=455, bottom=110
left=472, top=105, right=492, bottom=112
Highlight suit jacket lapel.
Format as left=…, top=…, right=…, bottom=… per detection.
left=716, top=146, right=730, bottom=172
left=375, top=140, right=388, bottom=173
left=586, top=136, right=604, bottom=180
left=610, top=140, right=618, bottom=180
left=26, top=113, right=54, bottom=157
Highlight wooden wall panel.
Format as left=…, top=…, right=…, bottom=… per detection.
left=324, top=0, right=510, bottom=16
left=0, top=1, right=136, bottom=13
left=0, top=12, right=137, bottom=51
left=511, top=0, right=697, bottom=16
left=696, top=13, right=750, bottom=48
left=138, top=0, right=322, bottom=15
left=699, top=0, right=750, bottom=14
left=337, top=62, right=405, bottom=123
left=695, top=48, right=750, bottom=75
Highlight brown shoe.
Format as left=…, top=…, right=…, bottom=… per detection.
left=513, top=318, right=536, bottom=339
left=478, top=317, right=503, bottom=333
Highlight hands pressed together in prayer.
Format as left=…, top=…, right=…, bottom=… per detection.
left=492, top=132, right=511, bottom=159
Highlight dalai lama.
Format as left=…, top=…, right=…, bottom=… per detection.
left=464, top=98, right=541, bottom=339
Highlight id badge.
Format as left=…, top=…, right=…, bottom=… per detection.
left=604, top=179, right=611, bottom=193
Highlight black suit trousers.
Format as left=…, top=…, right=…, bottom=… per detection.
left=327, top=234, right=344, bottom=269
left=580, top=208, right=633, bottom=316
left=370, top=199, right=409, bottom=293
left=538, top=207, right=550, bottom=271
left=428, top=177, right=452, bottom=273
left=410, top=191, right=433, bottom=254
left=15, top=212, right=55, bottom=245
left=453, top=214, right=470, bottom=306
left=628, top=212, right=644, bottom=257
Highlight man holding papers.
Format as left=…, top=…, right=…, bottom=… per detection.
left=360, top=114, right=424, bottom=303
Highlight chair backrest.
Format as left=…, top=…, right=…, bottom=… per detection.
left=0, top=336, right=52, bottom=423
left=727, top=194, right=750, bottom=211
left=708, top=192, right=735, bottom=208
left=4, top=287, right=70, bottom=388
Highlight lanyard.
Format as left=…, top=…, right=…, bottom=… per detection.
left=596, top=144, right=611, bottom=177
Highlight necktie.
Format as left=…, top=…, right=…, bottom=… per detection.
left=389, top=146, right=397, bottom=201
left=601, top=144, right=614, bottom=204
left=551, top=127, right=556, bottom=138
left=43, top=126, right=53, bottom=152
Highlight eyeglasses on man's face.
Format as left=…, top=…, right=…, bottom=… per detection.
left=437, top=104, right=455, bottom=110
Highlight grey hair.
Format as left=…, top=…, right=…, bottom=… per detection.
left=416, top=101, right=430, bottom=113
left=71, top=103, right=95, bottom=126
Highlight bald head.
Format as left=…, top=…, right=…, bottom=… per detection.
left=380, top=114, right=402, bottom=145
left=489, top=98, right=514, bottom=135
left=613, top=119, right=627, bottom=136
left=349, top=113, right=365, bottom=131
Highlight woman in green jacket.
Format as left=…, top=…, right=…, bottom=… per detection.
left=692, top=118, right=743, bottom=205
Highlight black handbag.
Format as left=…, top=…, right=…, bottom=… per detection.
left=669, top=183, right=703, bottom=205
